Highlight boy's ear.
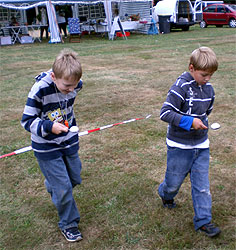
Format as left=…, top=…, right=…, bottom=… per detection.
left=51, top=72, right=56, bottom=81
left=189, top=64, right=194, bottom=72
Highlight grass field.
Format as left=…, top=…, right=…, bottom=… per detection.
left=0, top=25, right=235, bottom=250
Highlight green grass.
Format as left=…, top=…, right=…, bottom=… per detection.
left=0, top=25, right=236, bottom=250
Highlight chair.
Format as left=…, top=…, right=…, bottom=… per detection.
left=68, top=18, right=81, bottom=43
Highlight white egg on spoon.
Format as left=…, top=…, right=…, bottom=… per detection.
left=69, top=126, right=79, bottom=133
left=210, top=123, right=221, bottom=130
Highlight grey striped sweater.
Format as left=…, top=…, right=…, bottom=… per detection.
left=21, top=70, right=83, bottom=160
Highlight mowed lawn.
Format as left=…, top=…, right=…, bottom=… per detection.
left=0, top=26, right=235, bottom=250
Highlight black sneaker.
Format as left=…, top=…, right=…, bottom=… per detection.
left=161, top=198, right=177, bottom=209
left=198, top=223, right=221, bottom=237
left=61, top=227, right=83, bottom=242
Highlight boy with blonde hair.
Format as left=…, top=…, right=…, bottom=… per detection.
left=21, top=49, right=83, bottom=242
left=158, top=47, right=221, bottom=237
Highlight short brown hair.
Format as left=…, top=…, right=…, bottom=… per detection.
left=52, top=49, right=82, bottom=81
left=189, top=47, right=218, bottom=73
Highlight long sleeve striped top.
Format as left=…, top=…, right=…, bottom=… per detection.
left=21, top=70, right=83, bottom=160
left=160, top=71, right=215, bottom=146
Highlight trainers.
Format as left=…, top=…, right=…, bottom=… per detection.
left=61, top=227, right=83, bottom=242
left=198, top=223, right=221, bottom=237
left=161, top=198, right=177, bottom=209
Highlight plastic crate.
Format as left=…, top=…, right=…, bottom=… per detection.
left=20, top=36, right=33, bottom=44
left=0, top=36, right=12, bottom=45
left=116, top=31, right=130, bottom=37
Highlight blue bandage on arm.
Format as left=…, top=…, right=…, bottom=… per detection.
left=179, top=116, right=194, bottom=131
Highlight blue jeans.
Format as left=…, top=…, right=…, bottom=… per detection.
left=158, top=146, right=212, bottom=230
left=37, top=152, right=82, bottom=230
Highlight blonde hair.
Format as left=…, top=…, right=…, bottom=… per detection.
left=52, top=49, right=82, bottom=81
left=189, top=47, right=218, bottom=73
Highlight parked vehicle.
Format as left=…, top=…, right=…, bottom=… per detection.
left=153, top=0, right=202, bottom=31
left=200, top=3, right=236, bottom=28
left=201, top=1, right=223, bottom=9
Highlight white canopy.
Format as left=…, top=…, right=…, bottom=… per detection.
left=0, top=0, right=153, bottom=42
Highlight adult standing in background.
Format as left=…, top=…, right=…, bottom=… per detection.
left=55, top=5, right=67, bottom=38
left=37, top=7, right=49, bottom=41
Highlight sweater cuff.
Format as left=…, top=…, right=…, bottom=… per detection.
left=179, top=116, right=194, bottom=131
left=42, top=120, right=54, bottom=133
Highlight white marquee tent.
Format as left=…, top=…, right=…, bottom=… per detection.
left=0, top=0, right=153, bottom=42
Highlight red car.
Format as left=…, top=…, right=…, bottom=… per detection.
left=200, top=3, right=236, bottom=28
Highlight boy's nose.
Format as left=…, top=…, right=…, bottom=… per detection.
left=205, top=76, right=211, bottom=81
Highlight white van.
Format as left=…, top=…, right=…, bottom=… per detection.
left=153, top=0, right=202, bottom=31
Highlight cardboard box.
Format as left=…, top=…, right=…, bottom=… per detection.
left=0, top=36, right=12, bottom=45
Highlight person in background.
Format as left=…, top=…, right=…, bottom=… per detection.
left=158, top=47, right=221, bottom=238
left=55, top=5, right=67, bottom=38
left=37, top=7, right=49, bottom=41
left=9, top=16, right=20, bottom=37
left=10, top=16, right=19, bottom=26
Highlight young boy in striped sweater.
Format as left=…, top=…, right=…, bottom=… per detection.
left=21, top=49, right=83, bottom=242
left=158, top=47, right=221, bottom=237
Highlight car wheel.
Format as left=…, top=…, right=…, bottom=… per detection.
left=229, top=19, right=236, bottom=28
left=200, top=20, right=207, bottom=28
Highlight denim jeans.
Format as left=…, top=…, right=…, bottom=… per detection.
left=158, top=146, right=212, bottom=230
left=37, top=152, right=82, bottom=230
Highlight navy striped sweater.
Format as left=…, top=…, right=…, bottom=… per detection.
left=21, top=70, right=83, bottom=160
left=160, top=71, right=215, bottom=146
